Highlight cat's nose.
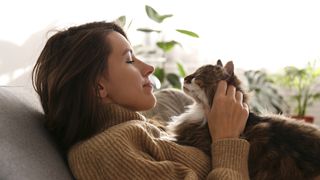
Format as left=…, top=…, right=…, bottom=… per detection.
left=184, top=76, right=192, bottom=84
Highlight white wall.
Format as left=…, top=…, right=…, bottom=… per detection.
left=0, top=0, right=320, bottom=124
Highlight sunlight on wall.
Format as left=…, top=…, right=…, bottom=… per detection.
left=0, top=65, right=32, bottom=85
left=0, top=0, right=320, bottom=85
left=194, top=0, right=320, bottom=71
left=0, top=0, right=319, bottom=123
left=0, top=0, right=148, bottom=45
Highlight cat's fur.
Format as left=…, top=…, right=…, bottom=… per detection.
left=167, top=60, right=320, bottom=180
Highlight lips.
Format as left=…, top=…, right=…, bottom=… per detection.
left=143, top=83, right=152, bottom=87
left=143, top=80, right=153, bottom=88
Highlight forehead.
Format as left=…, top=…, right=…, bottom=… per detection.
left=106, top=31, right=131, bottom=52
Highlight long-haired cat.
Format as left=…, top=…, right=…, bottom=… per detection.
left=167, top=60, right=320, bottom=180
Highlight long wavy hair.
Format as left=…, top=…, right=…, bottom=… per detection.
left=32, top=21, right=127, bottom=151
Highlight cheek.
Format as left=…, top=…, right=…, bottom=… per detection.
left=107, top=66, right=140, bottom=91
left=106, top=77, right=148, bottom=107
left=108, top=79, right=140, bottom=98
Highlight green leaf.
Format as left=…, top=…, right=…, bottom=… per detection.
left=176, top=29, right=199, bottom=38
left=166, top=73, right=181, bottom=89
left=244, top=69, right=289, bottom=114
left=154, top=67, right=165, bottom=83
left=137, top=28, right=161, bottom=33
left=156, top=41, right=179, bottom=52
left=313, top=93, right=320, bottom=100
left=115, top=16, right=126, bottom=28
left=177, top=62, right=186, bottom=77
left=145, top=5, right=173, bottom=23
left=127, top=19, right=133, bottom=30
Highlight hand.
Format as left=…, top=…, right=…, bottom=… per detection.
left=205, top=81, right=249, bottom=141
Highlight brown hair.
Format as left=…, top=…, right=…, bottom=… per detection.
left=32, top=21, right=127, bottom=151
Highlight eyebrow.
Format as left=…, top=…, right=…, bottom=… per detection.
left=122, top=48, right=133, bottom=56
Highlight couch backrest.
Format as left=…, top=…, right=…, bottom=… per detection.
left=0, top=86, right=74, bottom=180
left=0, top=86, right=194, bottom=180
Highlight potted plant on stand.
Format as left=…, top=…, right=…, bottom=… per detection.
left=273, top=61, right=320, bottom=123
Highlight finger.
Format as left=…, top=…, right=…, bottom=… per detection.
left=226, top=85, right=236, bottom=97
left=241, top=103, right=250, bottom=128
left=243, top=103, right=249, bottom=112
left=242, top=103, right=250, bottom=119
left=235, top=91, right=243, bottom=103
left=215, top=80, right=227, bottom=95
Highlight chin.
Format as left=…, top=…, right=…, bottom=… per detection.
left=142, top=95, right=157, bottom=110
left=131, top=95, right=156, bottom=111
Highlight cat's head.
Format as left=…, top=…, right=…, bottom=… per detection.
left=183, top=60, right=247, bottom=108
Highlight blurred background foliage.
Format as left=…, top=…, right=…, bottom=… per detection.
left=115, top=6, right=320, bottom=120
left=115, top=5, right=199, bottom=90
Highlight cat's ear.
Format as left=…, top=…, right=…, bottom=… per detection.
left=216, top=59, right=223, bottom=67
left=224, top=61, right=234, bottom=75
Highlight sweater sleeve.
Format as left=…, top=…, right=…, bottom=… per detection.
left=68, top=138, right=250, bottom=180
left=207, top=138, right=250, bottom=180
left=68, top=122, right=250, bottom=180
left=68, top=136, right=202, bottom=180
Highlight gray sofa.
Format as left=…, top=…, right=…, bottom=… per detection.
left=0, top=86, right=193, bottom=180
left=0, top=86, right=74, bottom=180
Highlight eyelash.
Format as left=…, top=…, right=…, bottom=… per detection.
left=126, top=60, right=135, bottom=64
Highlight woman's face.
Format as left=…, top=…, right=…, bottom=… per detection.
left=99, top=31, right=156, bottom=111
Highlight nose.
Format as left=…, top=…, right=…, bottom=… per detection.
left=137, top=57, right=154, bottom=77
left=144, top=63, right=155, bottom=77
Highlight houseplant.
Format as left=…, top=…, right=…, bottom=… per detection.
left=272, top=60, right=320, bottom=123
left=244, top=70, right=289, bottom=114
left=116, top=5, right=199, bottom=89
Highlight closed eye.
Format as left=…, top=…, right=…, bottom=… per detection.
left=126, top=60, right=135, bottom=64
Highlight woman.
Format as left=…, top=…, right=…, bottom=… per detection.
left=32, top=21, right=250, bottom=179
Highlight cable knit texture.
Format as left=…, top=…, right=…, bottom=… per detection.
left=68, top=103, right=250, bottom=180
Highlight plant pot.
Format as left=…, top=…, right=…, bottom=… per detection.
left=291, top=115, right=314, bottom=123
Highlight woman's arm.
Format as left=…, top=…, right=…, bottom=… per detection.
left=68, top=137, right=249, bottom=180
left=68, top=123, right=249, bottom=180
left=206, top=81, right=250, bottom=179
left=208, top=139, right=250, bottom=179
left=68, top=132, right=206, bottom=180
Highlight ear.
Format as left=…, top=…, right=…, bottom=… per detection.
left=224, top=61, right=234, bottom=75
left=97, top=77, right=108, bottom=98
left=216, top=59, right=223, bottom=67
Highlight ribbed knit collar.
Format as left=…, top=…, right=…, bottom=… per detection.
left=98, top=103, right=146, bottom=130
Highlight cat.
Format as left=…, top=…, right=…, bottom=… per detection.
left=167, top=60, right=320, bottom=180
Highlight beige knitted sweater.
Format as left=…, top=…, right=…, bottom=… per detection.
left=68, top=104, right=250, bottom=180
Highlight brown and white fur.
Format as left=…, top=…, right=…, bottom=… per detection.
left=167, top=60, right=320, bottom=180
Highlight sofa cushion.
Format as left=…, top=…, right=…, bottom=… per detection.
left=141, top=88, right=194, bottom=123
left=0, top=86, right=74, bottom=180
